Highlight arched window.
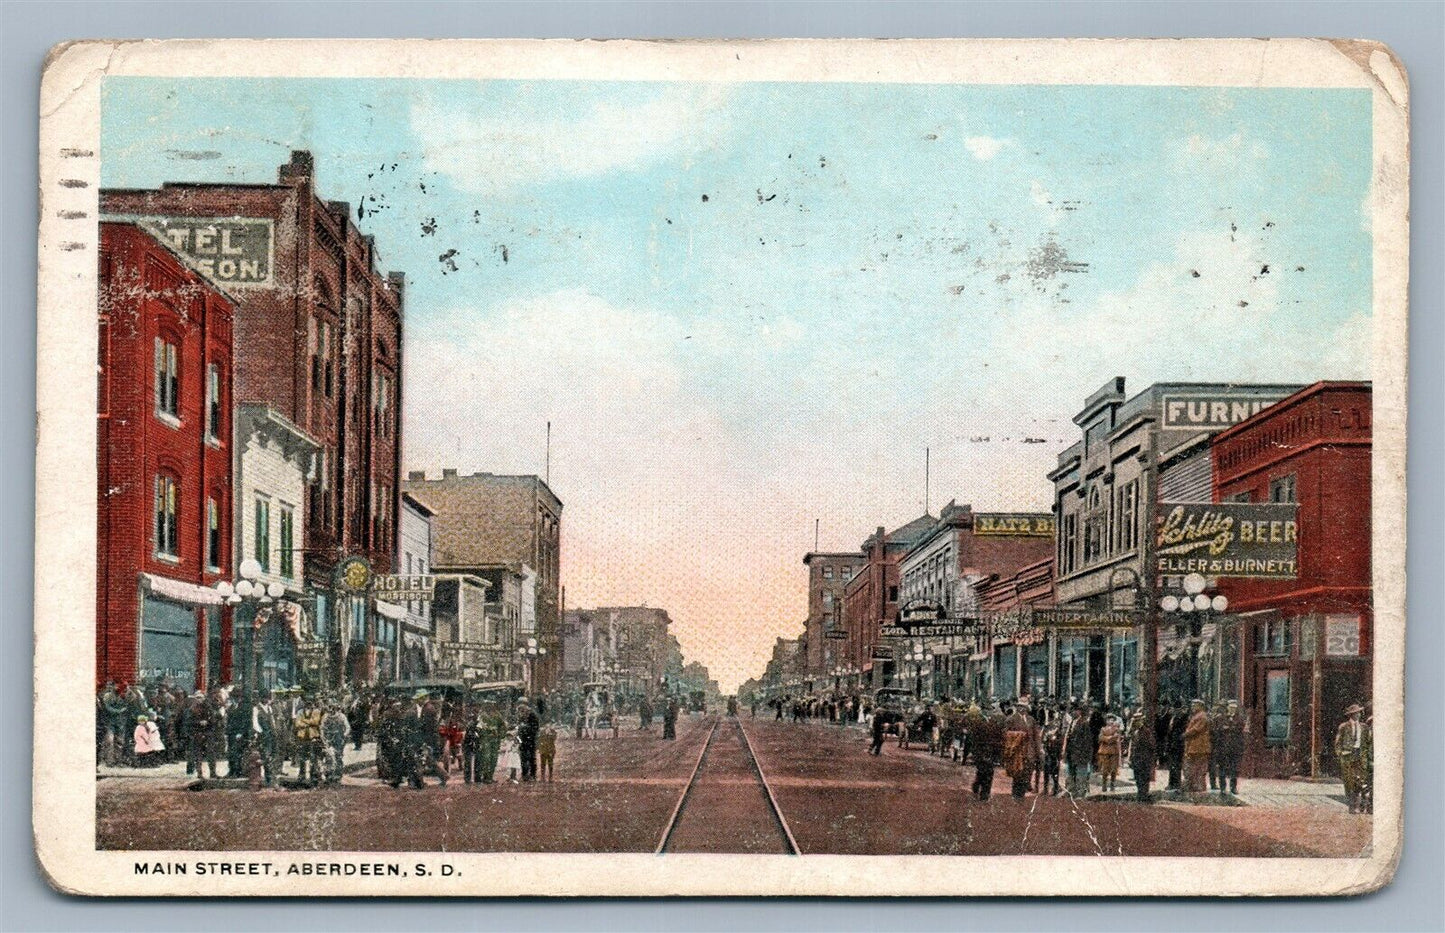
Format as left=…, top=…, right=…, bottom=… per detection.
left=154, top=473, right=179, bottom=559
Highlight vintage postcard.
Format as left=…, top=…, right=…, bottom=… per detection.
left=35, top=38, right=1407, bottom=896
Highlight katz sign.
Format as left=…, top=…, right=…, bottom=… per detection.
left=137, top=217, right=274, bottom=287
left=974, top=513, right=1055, bottom=537
left=1156, top=502, right=1299, bottom=579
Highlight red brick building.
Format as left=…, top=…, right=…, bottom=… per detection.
left=1212, top=381, right=1373, bottom=778
left=801, top=551, right=861, bottom=678
left=102, top=152, right=405, bottom=686
left=973, top=556, right=1055, bottom=698
left=840, top=515, right=934, bottom=686
left=97, top=222, right=234, bottom=690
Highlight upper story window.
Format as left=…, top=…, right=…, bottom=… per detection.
left=154, top=336, right=179, bottom=422
left=206, top=496, right=221, bottom=571
left=822, top=566, right=833, bottom=580
left=154, top=474, right=179, bottom=560
left=1270, top=474, right=1298, bottom=504
left=254, top=495, right=271, bottom=573
left=205, top=362, right=223, bottom=442
left=310, top=318, right=335, bottom=398
left=1225, top=490, right=1253, bottom=504
left=279, top=505, right=295, bottom=580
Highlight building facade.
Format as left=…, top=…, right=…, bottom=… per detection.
left=97, top=222, right=234, bottom=691
left=801, top=551, right=863, bottom=678
left=402, top=469, right=563, bottom=689
left=235, top=403, right=321, bottom=689
left=102, top=151, right=406, bottom=688
left=396, top=492, right=436, bottom=680
left=1048, top=378, right=1304, bottom=706
left=1212, top=382, right=1373, bottom=778
left=839, top=515, right=934, bottom=689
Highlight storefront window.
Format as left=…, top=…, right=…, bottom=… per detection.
left=995, top=645, right=1018, bottom=697
left=1111, top=634, right=1138, bottom=706
left=314, top=592, right=329, bottom=640
left=1264, top=670, right=1291, bottom=744
left=1023, top=645, right=1049, bottom=698
left=1256, top=619, right=1291, bottom=656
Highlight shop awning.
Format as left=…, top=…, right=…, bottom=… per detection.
left=141, top=573, right=224, bottom=607
left=374, top=599, right=407, bottom=620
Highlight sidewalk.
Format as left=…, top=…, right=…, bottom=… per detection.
left=97, top=741, right=381, bottom=785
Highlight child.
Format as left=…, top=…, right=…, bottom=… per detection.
left=538, top=725, right=557, bottom=783
left=133, top=714, right=164, bottom=767
left=501, top=728, right=521, bottom=784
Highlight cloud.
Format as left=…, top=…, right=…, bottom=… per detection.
left=410, top=86, right=731, bottom=195
left=1175, top=132, right=1268, bottom=172
left=964, top=136, right=1008, bottom=161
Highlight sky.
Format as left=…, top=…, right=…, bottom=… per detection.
left=101, top=78, right=1374, bottom=691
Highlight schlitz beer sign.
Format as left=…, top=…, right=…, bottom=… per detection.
left=973, top=513, right=1056, bottom=537
left=1156, top=502, right=1299, bottom=579
left=134, top=216, right=275, bottom=287
left=1161, top=393, right=1292, bottom=432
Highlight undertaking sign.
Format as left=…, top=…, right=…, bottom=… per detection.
left=136, top=217, right=275, bottom=287
left=372, top=574, right=436, bottom=601
left=1156, top=502, right=1299, bottom=579
left=1031, top=607, right=1141, bottom=632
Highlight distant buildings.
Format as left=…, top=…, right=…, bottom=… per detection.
left=563, top=606, right=690, bottom=700
left=402, top=470, right=563, bottom=690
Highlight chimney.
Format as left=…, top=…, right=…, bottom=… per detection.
left=278, top=150, right=314, bottom=186
left=407, top=470, right=426, bottom=481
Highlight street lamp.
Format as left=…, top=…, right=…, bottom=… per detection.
left=1160, top=572, right=1228, bottom=701
left=518, top=636, right=547, bottom=696
left=214, top=558, right=285, bottom=718
left=905, top=644, right=931, bottom=698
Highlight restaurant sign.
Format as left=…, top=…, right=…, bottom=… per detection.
left=880, top=621, right=979, bottom=639
left=1156, top=502, right=1298, bottom=579
left=896, top=600, right=946, bottom=627
left=973, top=513, right=1056, bottom=537
left=136, top=216, right=275, bottom=287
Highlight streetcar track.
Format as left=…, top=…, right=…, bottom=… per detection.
left=656, top=717, right=800, bottom=855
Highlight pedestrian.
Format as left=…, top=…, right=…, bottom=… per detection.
left=1182, top=699, right=1212, bottom=793
left=501, top=727, right=521, bottom=783
left=663, top=696, right=679, bottom=740
left=226, top=692, right=249, bottom=777
left=970, top=705, right=1005, bottom=801
left=133, top=715, right=164, bottom=766
left=1040, top=715, right=1064, bottom=796
left=1214, top=700, right=1245, bottom=795
left=1208, top=701, right=1228, bottom=792
left=1126, top=711, right=1156, bottom=801
left=378, top=700, right=407, bottom=788
left=518, top=700, right=541, bottom=781
left=1062, top=705, right=1094, bottom=798
left=293, top=695, right=326, bottom=787
left=184, top=690, right=217, bottom=778
left=1166, top=702, right=1188, bottom=790
left=538, top=723, right=557, bottom=782
left=869, top=706, right=886, bottom=756
left=252, top=693, right=278, bottom=786
left=1096, top=715, right=1123, bottom=793
left=1334, top=703, right=1370, bottom=813
left=321, top=701, right=350, bottom=784
left=1002, top=702, right=1038, bottom=799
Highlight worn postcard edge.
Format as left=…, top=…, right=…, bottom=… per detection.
left=33, top=37, right=1408, bottom=897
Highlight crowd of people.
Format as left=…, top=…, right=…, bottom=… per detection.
left=761, top=689, right=1373, bottom=809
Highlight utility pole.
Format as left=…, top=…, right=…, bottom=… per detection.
left=925, top=446, right=930, bottom=515
left=545, top=421, right=551, bottom=486
left=814, top=518, right=819, bottom=552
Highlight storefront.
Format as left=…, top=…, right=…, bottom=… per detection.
left=137, top=574, right=226, bottom=691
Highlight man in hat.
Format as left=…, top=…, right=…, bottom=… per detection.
left=1182, top=699, right=1212, bottom=793
left=969, top=703, right=1006, bottom=801
left=1001, top=701, right=1039, bottom=799
left=321, top=700, right=350, bottom=784
left=183, top=690, right=216, bottom=778
left=292, top=694, right=326, bottom=787
left=1126, top=710, right=1156, bottom=802
left=1334, top=703, right=1370, bottom=813
left=1213, top=700, right=1245, bottom=795
left=1062, top=704, right=1095, bottom=798
left=226, top=691, right=251, bottom=778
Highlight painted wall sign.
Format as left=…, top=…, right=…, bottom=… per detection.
left=1156, top=501, right=1299, bottom=579
left=973, top=513, right=1056, bottom=537
left=135, top=216, right=275, bottom=287
left=1161, top=393, right=1293, bottom=432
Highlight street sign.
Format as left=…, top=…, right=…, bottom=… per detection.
left=372, top=573, right=436, bottom=601
left=1156, top=501, right=1299, bottom=579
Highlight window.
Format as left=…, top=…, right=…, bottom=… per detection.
left=840, top=566, right=852, bottom=579
left=205, top=363, right=222, bottom=441
left=154, top=475, right=178, bottom=559
left=279, top=505, right=295, bottom=579
left=1264, top=670, right=1291, bottom=744
left=1270, top=474, right=1298, bottom=504
left=1117, top=480, right=1138, bottom=552
left=206, top=497, right=221, bottom=570
left=822, top=591, right=834, bottom=607
left=321, top=321, right=334, bottom=398
left=1256, top=619, right=1291, bottom=657
left=822, top=566, right=833, bottom=580
left=888, top=585, right=899, bottom=602
left=154, top=336, right=179, bottom=420
left=1225, top=490, right=1253, bottom=504
left=1060, top=513, right=1078, bottom=573
left=254, top=496, right=271, bottom=573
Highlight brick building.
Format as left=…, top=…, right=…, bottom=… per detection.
left=1212, top=382, right=1373, bottom=778
left=102, top=151, right=406, bottom=687
left=972, top=556, right=1055, bottom=699
left=402, top=470, right=563, bottom=690
left=97, top=222, right=234, bottom=690
left=840, top=514, right=933, bottom=688
left=801, top=551, right=863, bottom=678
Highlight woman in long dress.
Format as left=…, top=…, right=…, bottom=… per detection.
left=500, top=728, right=521, bottom=783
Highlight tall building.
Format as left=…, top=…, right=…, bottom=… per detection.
left=1048, top=377, right=1304, bottom=705
left=96, top=222, right=235, bottom=691
left=801, top=551, right=863, bottom=677
left=402, top=470, right=563, bottom=690
left=102, top=151, right=406, bottom=687
left=1212, top=382, right=1373, bottom=778
left=840, top=514, right=934, bottom=688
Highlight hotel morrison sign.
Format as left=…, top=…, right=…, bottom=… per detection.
left=1156, top=502, right=1299, bottom=579
left=135, top=216, right=275, bottom=287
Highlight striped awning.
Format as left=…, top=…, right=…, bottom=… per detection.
left=141, top=573, right=224, bottom=607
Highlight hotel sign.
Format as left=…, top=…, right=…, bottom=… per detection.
left=1156, top=502, right=1299, bottom=579
left=1161, top=393, right=1291, bottom=432
left=974, top=513, right=1055, bottom=537
left=372, top=574, right=436, bottom=601
left=136, top=216, right=274, bottom=287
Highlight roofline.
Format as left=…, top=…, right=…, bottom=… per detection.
left=1212, top=380, right=1373, bottom=445
left=399, top=490, right=435, bottom=517
left=100, top=219, right=247, bottom=307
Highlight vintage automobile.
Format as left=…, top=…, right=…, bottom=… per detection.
left=871, top=687, right=913, bottom=735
